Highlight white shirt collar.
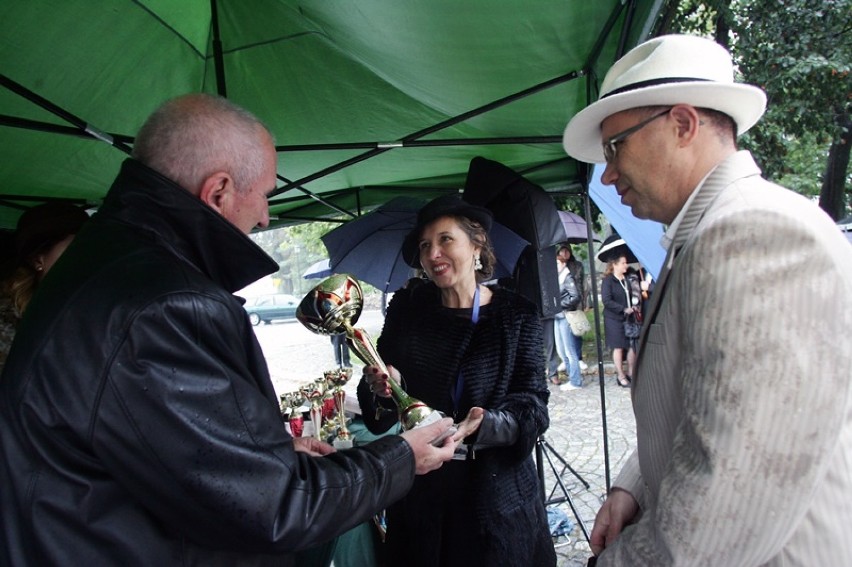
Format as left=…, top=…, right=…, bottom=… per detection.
left=659, top=165, right=718, bottom=254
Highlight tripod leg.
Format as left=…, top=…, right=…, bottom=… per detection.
left=540, top=444, right=591, bottom=543
left=542, top=438, right=590, bottom=489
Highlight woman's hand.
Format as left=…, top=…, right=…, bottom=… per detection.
left=292, top=436, right=336, bottom=456
left=452, top=406, right=485, bottom=442
left=363, top=364, right=400, bottom=398
left=623, top=306, right=635, bottom=315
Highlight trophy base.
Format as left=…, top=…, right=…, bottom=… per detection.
left=333, top=438, right=354, bottom=449
left=407, top=410, right=456, bottom=446
left=410, top=409, right=443, bottom=429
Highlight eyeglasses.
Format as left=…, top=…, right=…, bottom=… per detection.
left=602, top=108, right=671, bottom=163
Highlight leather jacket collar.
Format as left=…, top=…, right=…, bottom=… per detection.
left=98, top=159, right=279, bottom=292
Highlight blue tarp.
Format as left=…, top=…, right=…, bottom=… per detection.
left=589, top=165, right=666, bottom=281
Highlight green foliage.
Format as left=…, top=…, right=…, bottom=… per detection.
left=669, top=0, right=851, bottom=213
left=250, top=221, right=338, bottom=295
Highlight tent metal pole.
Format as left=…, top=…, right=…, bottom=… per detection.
left=617, top=1, right=639, bottom=59
left=275, top=135, right=562, bottom=152
left=273, top=174, right=356, bottom=218
left=583, top=2, right=629, bottom=74
left=0, top=115, right=134, bottom=145
left=210, top=0, right=227, bottom=97
left=582, top=168, right=612, bottom=494
left=0, top=74, right=132, bottom=154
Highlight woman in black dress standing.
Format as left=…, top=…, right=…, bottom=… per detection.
left=601, top=254, right=637, bottom=386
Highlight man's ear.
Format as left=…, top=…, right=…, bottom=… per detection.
left=670, top=104, right=702, bottom=147
left=198, top=172, right=233, bottom=216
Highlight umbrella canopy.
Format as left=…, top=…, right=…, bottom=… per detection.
left=302, top=258, right=332, bottom=280
left=0, top=1, right=668, bottom=231
left=321, top=195, right=529, bottom=293
left=596, top=234, right=638, bottom=264
left=558, top=210, right=599, bottom=244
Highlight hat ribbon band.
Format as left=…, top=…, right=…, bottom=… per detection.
left=602, top=77, right=712, bottom=99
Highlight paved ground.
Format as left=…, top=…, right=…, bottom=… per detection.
left=253, top=311, right=637, bottom=567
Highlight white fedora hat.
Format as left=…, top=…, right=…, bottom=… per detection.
left=563, top=34, right=767, bottom=163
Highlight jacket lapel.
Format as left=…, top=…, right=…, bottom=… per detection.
left=634, top=152, right=763, bottom=374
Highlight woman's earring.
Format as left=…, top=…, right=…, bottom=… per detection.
left=473, top=255, right=482, bottom=271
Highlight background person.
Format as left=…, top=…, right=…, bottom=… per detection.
left=562, top=34, right=852, bottom=565
left=0, top=93, right=455, bottom=566
left=330, top=332, right=351, bottom=368
left=600, top=255, right=635, bottom=387
left=0, top=202, right=88, bottom=374
left=357, top=194, right=556, bottom=567
left=557, top=244, right=587, bottom=369
left=555, top=255, right=583, bottom=390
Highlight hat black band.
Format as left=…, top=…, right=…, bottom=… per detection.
left=602, top=77, right=711, bottom=99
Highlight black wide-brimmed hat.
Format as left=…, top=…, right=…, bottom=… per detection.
left=401, top=194, right=493, bottom=267
left=15, top=202, right=89, bottom=261
left=596, top=234, right=638, bottom=264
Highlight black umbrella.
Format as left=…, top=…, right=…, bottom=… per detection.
left=558, top=210, right=600, bottom=244
left=321, top=196, right=529, bottom=293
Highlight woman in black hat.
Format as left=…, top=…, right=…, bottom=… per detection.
left=0, top=202, right=88, bottom=374
left=357, top=194, right=555, bottom=567
left=600, top=254, right=637, bottom=387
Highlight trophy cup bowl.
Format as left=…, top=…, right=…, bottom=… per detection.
left=297, top=273, right=442, bottom=431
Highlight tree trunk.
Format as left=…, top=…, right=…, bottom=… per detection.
left=819, top=111, right=851, bottom=221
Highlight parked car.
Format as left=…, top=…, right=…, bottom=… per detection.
left=243, top=293, right=299, bottom=326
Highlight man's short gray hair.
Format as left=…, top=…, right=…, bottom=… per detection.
left=132, top=94, right=274, bottom=194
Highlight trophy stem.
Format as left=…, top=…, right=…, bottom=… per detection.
left=343, top=323, right=438, bottom=430
left=297, top=274, right=441, bottom=431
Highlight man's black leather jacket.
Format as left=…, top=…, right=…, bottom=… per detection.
left=0, top=160, right=414, bottom=566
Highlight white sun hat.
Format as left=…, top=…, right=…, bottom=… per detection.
left=562, top=34, right=767, bottom=164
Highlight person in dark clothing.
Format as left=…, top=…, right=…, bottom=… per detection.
left=0, top=93, right=455, bottom=566
left=558, top=244, right=587, bottom=369
left=330, top=332, right=351, bottom=367
left=600, top=255, right=637, bottom=387
left=358, top=194, right=556, bottom=567
left=0, top=202, right=88, bottom=374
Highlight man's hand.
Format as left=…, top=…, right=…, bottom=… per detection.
left=400, top=417, right=458, bottom=474
left=452, top=406, right=485, bottom=442
left=293, top=436, right=336, bottom=457
left=590, top=488, right=639, bottom=556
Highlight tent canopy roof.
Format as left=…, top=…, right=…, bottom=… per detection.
left=1, top=0, right=667, bottom=231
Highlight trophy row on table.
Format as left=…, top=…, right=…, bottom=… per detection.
left=280, top=367, right=355, bottom=449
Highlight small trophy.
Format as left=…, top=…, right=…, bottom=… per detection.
left=300, top=379, right=328, bottom=441
left=325, top=367, right=354, bottom=448
left=280, top=392, right=305, bottom=438
left=297, top=273, right=442, bottom=431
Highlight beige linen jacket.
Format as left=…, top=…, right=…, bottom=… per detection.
left=601, top=151, right=852, bottom=566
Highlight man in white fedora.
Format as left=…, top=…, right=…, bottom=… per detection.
left=563, top=34, right=852, bottom=565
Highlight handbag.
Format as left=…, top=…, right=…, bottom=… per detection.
left=566, top=309, right=591, bottom=337
left=623, top=313, right=641, bottom=339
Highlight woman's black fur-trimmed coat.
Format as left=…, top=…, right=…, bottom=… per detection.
left=357, top=282, right=556, bottom=566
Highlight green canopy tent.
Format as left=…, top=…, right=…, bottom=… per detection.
left=1, top=0, right=670, bottom=229
left=1, top=0, right=672, bottom=492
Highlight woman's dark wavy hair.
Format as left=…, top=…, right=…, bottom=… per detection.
left=452, top=215, right=496, bottom=282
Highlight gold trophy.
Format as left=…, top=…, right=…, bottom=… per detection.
left=299, top=379, right=328, bottom=441
left=280, top=392, right=305, bottom=438
left=297, top=273, right=443, bottom=431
